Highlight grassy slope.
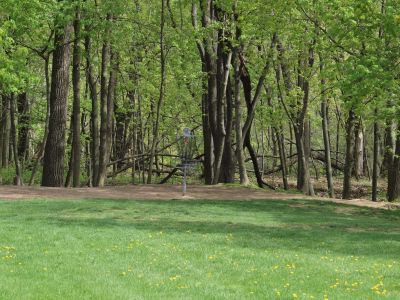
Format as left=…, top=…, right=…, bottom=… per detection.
left=0, top=198, right=399, bottom=300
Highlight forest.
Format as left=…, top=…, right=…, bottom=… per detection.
left=0, top=0, right=399, bottom=201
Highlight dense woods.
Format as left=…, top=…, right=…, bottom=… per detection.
left=0, top=0, right=399, bottom=200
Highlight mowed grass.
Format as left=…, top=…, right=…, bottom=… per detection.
left=0, top=198, right=400, bottom=299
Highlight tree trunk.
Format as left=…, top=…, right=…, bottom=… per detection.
left=96, top=14, right=113, bottom=187
left=353, top=120, right=364, bottom=179
left=342, top=109, right=356, bottom=199
left=320, top=57, right=335, bottom=198
left=1, top=95, right=10, bottom=168
left=233, top=49, right=249, bottom=185
left=65, top=114, right=74, bottom=187
left=387, top=123, right=400, bottom=202
left=294, top=126, right=314, bottom=196
left=9, top=95, right=23, bottom=185
left=71, top=6, right=81, bottom=187
left=97, top=49, right=117, bottom=187
left=218, top=77, right=235, bottom=183
left=85, top=35, right=99, bottom=186
left=276, top=128, right=289, bottom=190
left=17, top=92, right=30, bottom=162
left=41, top=21, right=72, bottom=187
left=372, top=109, right=379, bottom=201
left=29, top=56, right=51, bottom=185
left=114, top=103, right=127, bottom=170
left=192, top=2, right=213, bottom=184
left=147, top=0, right=166, bottom=184
left=384, top=113, right=395, bottom=178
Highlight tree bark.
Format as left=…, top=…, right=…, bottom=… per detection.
left=9, top=95, right=23, bottom=185
left=1, top=95, right=10, bottom=168
left=17, top=93, right=30, bottom=162
left=41, top=21, right=72, bottom=187
left=147, top=0, right=166, bottom=184
left=71, top=6, right=81, bottom=187
left=97, top=48, right=117, bottom=187
left=342, top=109, right=356, bottom=199
left=233, top=48, right=249, bottom=185
left=276, top=128, right=289, bottom=190
left=85, top=35, right=99, bottom=186
left=192, top=2, right=213, bottom=184
left=387, top=123, right=400, bottom=202
left=353, top=120, right=364, bottom=179
left=372, top=109, right=379, bottom=201
left=29, top=56, right=51, bottom=185
left=320, top=57, right=335, bottom=198
left=96, top=13, right=113, bottom=187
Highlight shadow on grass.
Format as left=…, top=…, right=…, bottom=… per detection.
left=24, top=198, right=400, bottom=260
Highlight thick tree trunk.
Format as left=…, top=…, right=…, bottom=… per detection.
left=384, top=115, right=395, bottom=179
left=71, top=7, right=81, bottom=187
left=342, top=109, right=356, bottom=199
left=387, top=124, right=400, bottom=202
left=192, top=2, right=213, bottom=184
left=218, top=78, right=235, bottom=183
left=41, top=22, right=72, bottom=187
left=212, top=38, right=232, bottom=184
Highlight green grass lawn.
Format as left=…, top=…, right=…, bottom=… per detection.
left=0, top=198, right=399, bottom=299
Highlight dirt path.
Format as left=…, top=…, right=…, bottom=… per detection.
left=0, top=184, right=398, bottom=210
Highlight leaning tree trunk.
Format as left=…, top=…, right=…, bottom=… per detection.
left=342, top=109, right=356, bottom=199
left=41, top=21, right=72, bottom=187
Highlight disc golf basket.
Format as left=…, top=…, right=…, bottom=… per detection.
left=177, top=128, right=199, bottom=196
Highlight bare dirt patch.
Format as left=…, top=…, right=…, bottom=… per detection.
left=0, top=184, right=398, bottom=210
